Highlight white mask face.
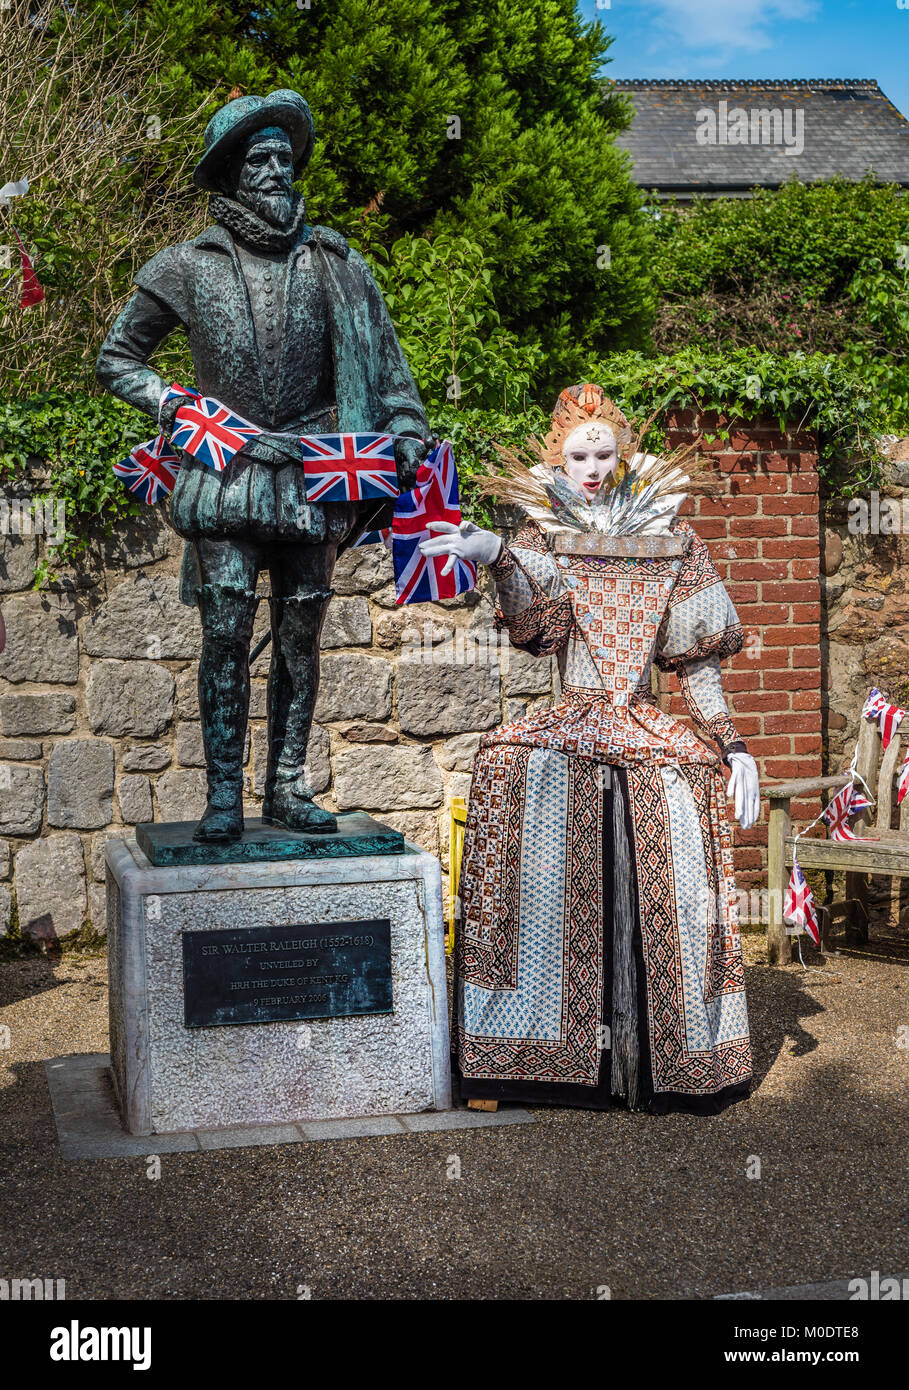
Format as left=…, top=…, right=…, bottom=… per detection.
left=561, top=424, right=619, bottom=501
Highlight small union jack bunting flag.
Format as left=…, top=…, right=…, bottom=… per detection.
left=784, top=859, right=820, bottom=945
left=12, top=226, right=44, bottom=309
left=170, top=395, right=262, bottom=473
left=160, top=381, right=200, bottom=417
left=113, top=435, right=182, bottom=505
left=111, top=383, right=199, bottom=503
left=897, top=749, right=909, bottom=805
left=392, top=440, right=477, bottom=605
left=822, top=784, right=857, bottom=842
left=822, top=781, right=873, bottom=841
left=862, top=687, right=906, bottom=750
left=848, top=786, right=873, bottom=813
left=300, top=433, right=399, bottom=502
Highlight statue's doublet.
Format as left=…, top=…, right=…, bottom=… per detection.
left=97, top=217, right=429, bottom=561
left=130, top=221, right=350, bottom=431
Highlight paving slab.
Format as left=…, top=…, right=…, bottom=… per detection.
left=44, top=1052, right=534, bottom=1159
left=401, top=1106, right=535, bottom=1131
left=46, top=1053, right=200, bottom=1158
left=299, top=1115, right=408, bottom=1141
left=197, top=1124, right=303, bottom=1151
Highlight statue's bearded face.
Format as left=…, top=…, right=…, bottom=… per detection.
left=561, top=423, right=619, bottom=501
left=231, top=127, right=295, bottom=227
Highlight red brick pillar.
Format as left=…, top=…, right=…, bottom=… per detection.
left=660, top=410, right=823, bottom=888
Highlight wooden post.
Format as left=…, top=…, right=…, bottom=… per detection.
left=767, top=795, right=791, bottom=965
left=447, top=796, right=468, bottom=956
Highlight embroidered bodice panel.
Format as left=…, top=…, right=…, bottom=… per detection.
left=496, top=543, right=681, bottom=706
left=492, top=521, right=746, bottom=754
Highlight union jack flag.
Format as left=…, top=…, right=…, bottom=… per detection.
left=862, top=687, right=906, bottom=750
left=848, top=786, right=874, bottom=818
left=300, top=433, right=399, bottom=502
left=11, top=226, right=44, bottom=310
left=111, top=383, right=200, bottom=504
left=113, top=435, right=182, bottom=505
left=170, top=395, right=262, bottom=473
left=392, top=440, right=477, bottom=605
left=784, top=859, right=820, bottom=945
left=159, top=381, right=200, bottom=419
left=822, top=781, right=874, bottom=841
left=353, top=527, right=392, bottom=548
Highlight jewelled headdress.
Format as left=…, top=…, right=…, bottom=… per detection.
left=542, top=383, right=634, bottom=472
left=480, top=383, right=715, bottom=538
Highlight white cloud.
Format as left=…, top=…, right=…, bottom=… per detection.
left=637, top=0, right=820, bottom=55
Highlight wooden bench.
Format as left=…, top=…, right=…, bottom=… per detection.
left=765, top=711, right=909, bottom=962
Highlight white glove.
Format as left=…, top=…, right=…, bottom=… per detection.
left=418, top=520, right=503, bottom=575
left=727, top=752, right=760, bottom=830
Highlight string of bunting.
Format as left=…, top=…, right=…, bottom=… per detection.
left=112, top=384, right=476, bottom=606
left=784, top=686, right=909, bottom=946
left=0, top=179, right=45, bottom=309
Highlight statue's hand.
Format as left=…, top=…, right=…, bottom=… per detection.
left=418, top=520, right=503, bottom=574
left=232, top=435, right=291, bottom=469
left=159, top=395, right=183, bottom=438
left=727, top=751, right=760, bottom=830
left=394, top=433, right=437, bottom=492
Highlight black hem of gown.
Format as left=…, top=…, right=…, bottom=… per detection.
left=454, top=765, right=751, bottom=1117
left=455, top=1072, right=751, bottom=1116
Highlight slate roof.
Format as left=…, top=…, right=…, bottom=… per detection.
left=609, top=79, right=909, bottom=198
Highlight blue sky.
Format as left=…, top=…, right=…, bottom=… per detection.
left=583, top=0, right=909, bottom=118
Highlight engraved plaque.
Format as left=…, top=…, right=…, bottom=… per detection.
left=182, top=919, right=393, bottom=1028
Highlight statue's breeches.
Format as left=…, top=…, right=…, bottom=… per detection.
left=168, top=451, right=356, bottom=544
left=191, top=539, right=336, bottom=820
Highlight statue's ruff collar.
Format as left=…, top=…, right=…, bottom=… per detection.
left=209, top=192, right=309, bottom=252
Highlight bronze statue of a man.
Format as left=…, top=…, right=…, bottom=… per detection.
left=97, top=90, right=430, bottom=842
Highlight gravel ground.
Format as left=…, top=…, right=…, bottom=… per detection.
left=1, top=932, right=907, bottom=1301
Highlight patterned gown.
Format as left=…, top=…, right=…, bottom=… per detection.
left=456, top=518, right=753, bottom=1114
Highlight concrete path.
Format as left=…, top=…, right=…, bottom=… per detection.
left=1, top=932, right=907, bottom=1299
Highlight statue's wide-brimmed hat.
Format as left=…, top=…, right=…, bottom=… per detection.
left=193, top=89, right=315, bottom=192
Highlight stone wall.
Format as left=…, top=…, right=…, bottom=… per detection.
left=821, top=455, right=909, bottom=769
left=0, top=509, right=560, bottom=943
left=0, top=410, right=825, bottom=941
left=819, top=450, right=909, bottom=924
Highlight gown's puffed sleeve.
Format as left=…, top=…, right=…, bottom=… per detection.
left=654, top=521, right=747, bottom=759
left=489, top=523, right=574, bottom=657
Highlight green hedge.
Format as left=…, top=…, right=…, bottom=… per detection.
left=647, top=179, right=909, bottom=436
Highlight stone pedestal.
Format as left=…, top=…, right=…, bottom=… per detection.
left=105, top=827, right=451, bottom=1136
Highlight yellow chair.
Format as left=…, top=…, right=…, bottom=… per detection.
left=447, top=796, right=468, bottom=955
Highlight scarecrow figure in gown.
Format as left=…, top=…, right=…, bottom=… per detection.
left=97, top=89, right=430, bottom=842
left=421, top=385, right=760, bottom=1114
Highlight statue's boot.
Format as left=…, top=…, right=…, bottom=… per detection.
left=262, top=592, right=338, bottom=835
left=193, top=584, right=258, bottom=842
